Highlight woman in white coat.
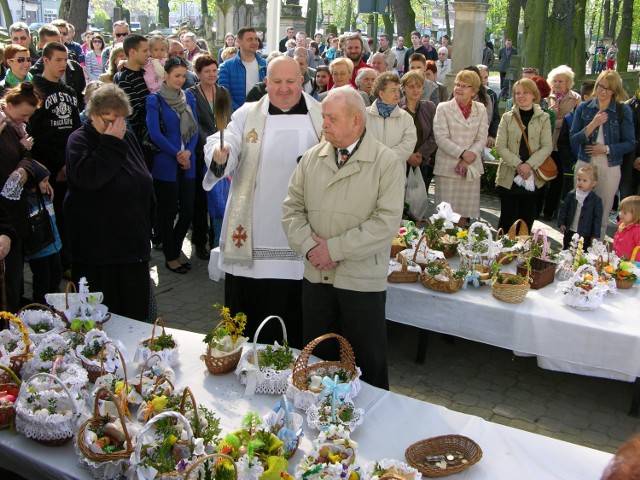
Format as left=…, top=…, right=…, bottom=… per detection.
left=433, top=70, right=488, bottom=226
left=365, top=72, right=417, bottom=165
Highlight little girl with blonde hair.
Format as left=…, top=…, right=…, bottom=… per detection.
left=613, top=195, right=640, bottom=260
left=143, top=35, right=168, bottom=93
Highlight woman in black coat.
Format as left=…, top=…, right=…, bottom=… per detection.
left=65, top=83, right=154, bottom=321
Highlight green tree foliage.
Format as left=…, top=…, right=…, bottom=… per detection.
left=616, top=0, right=634, bottom=71
left=504, top=0, right=521, bottom=47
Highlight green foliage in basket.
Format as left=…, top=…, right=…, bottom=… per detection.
left=30, top=321, right=53, bottom=334
left=140, top=416, right=182, bottom=474
left=6, top=339, right=17, bottom=353
left=453, top=266, right=469, bottom=280
left=197, top=405, right=222, bottom=447
left=500, top=237, right=518, bottom=249
left=81, top=339, right=103, bottom=358
left=527, top=239, right=560, bottom=262
left=424, top=263, right=445, bottom=276
left=39, top=346, right=61, bottom=362
left=258, top=341, right=294, bottom=370
left=204, top=303, right=247, bottom=350
left=143, top=334, right=176, bottom=352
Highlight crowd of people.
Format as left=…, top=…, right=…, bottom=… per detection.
left=1, top=19, right=640, bottom=390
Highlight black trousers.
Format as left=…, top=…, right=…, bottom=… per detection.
left=539, top=151, right=564, bottom=218
left=191, top=154, right=210, bottom=248
left=50, top=179, right=71, bottom=270
left=497, top=186, right=538, bottom=233
left=73, top=261, right=151, bottom=321
left=4, top=236, right=23, bottom=312
left=224, top=273, right=303, bottom=349
left=302, top=279, right=389, bottom=390
left=154, top=176, right=195, bottom=262
left=620, top=150, right=640, bottom=200
left=28, top=252, right=62, bottom=305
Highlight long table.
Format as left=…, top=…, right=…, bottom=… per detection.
left=0, top=316, right=613, bottom=479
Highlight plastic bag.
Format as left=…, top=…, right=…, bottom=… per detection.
left=405, top=167, right=429, bottom=221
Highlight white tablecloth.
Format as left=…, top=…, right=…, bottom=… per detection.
left=0, top=315, right=613, bottom=480
left=387, top=273, right=640, bottom=382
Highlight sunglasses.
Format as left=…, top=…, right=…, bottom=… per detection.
left=60, top=31, right=69, bottom=35
left=114, top=32, right=128, bottom=38
left=166, top=56, right=188, bottom=67
left=11, top=57, right=33, bottom=64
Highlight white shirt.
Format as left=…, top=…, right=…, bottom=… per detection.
left=242, top=58, right=260, bottom=97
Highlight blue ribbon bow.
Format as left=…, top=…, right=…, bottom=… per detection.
left=318, top=375, right=351, bottom=423
left=463, top=271, right=480, bottom=289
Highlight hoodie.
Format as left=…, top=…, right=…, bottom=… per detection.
left=28, top=75, right=82, bottom=178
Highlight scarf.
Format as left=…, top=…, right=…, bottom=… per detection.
left=555, top=91, right=567, bottom=105
left=4, top=70, right=32, bottom=89
left=0, top=105, right=27, bottom=140
left=575, top=189, right=589, bottom=207
left=377, top=100, right=395, bottom=118
left=458, top=101, right=472, bottom=119
left=158, top=82, right=198, bottom=144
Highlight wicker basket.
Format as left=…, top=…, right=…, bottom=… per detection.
left=405, top=435, right=482, bottom=477
left=135, top=316, right=178, bottom=366
left=0, top=366, right=20, bottom=430
left=16, top=303, right=67, bottom=343
left=390, top=243, right=406, bottom=259
left=57, top=282, right=111, bottom=333
left=236, top=315, right=295, bottom=395
left=491, top=273, right=530, bottom=304
left=80, top=336, right=127, bottom=384
left=202, top=320, right=245, bottom=375
left=388, top=254, right=421, bottom=283
left=184, top=453, right=237, bottom=480
left=288, top=333, right=361, bottom=411
left=616, top=277, right=635, bottom=289
left=420, top=261, right=463, bottom=293
left=424, top=232, right=457, bottom=259
left=77, top=387, right=134, bottom=476
left=15, top=372, right=80, bottom=446
left=495, top=219, right=529, bottom=265
left=516, top=257, right=556, bottom=290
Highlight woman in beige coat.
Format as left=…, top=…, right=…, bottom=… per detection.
left=495, top=78, right=553, bottom=231
left=433, top=70, right=488, bottom=224
left=365, top=72, right=417, bottom=164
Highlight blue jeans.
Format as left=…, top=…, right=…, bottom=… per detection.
left=209, top=216, right=224, bottom=249
left=154, top=175, right=195, bottom=262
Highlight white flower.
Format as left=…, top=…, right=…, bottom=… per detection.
left=192, top=437, right=205, bottom=456
left=237, top=454, right=264, bottom=480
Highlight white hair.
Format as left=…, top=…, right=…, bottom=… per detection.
left=547, top=64, right=576, bottom=90
left=325, top=86, right=366, bottom=119
left=355, top=67, right=377, bottom=88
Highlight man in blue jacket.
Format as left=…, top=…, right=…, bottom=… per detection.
left=218, top=27, right=266, bottom=111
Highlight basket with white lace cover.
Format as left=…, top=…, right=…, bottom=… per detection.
left=236, top=316, right=296, bottom=395
left=306, top=386, right=364, bottom=433
left=458, top=222, right=498, bottom=270
left=287, top=333, right=361, bottom=412
left=556, top=264, right=615, bottom=311
left=128, top=410, right=206, bottom=480
left=15, top=372, right=81, bottom=446
left=0, top=311, right=30, bottom=379
left=134, top=317, right=179, bottom=367
left=16, top=303, right=66, bottom=345
left=360, top=459, right=422, bottom=480
left=295, top=433, right=359, bottom=480
left=77, top=329, right=122, bottom=383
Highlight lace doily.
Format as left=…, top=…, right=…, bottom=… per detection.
left=134, top=343, right=179, bottom=367
left=0, top=329, right=27, bottom=365
left=556, top=264, right=615, bottom=310
left=76, top=329, right=120, bottom=373
left=360, top=459, right=422, bottom=480
left=286, top=366, right=362, bottom=411
left=295, top=442, right=359, bottom=480
left=16, top=308, right=66, bottom=345
left=1, top=171, right=23, bottom=200
left=235, top=348, right=293, bottom=395
left=306, top=400, right=365, bottom=432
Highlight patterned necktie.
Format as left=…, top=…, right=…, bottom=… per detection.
left=338, top=148, right=349, bottom=168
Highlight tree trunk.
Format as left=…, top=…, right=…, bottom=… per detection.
left=382, top=14, right=394, bottom=37
left=306, top=0, right=318, bottom=38
left=344, top=0, right=352, bottom=32
left=616, top=0, right=634, bottom=72
left=444, top=0, right=451, bottom=37
left=603, top=0, right=611, bottom=37
left=608, top=0, right=620, bottom=39
left=570, top=0, right=588, bottom=80
left=545, top=0, right=573, bottom=73
left=158, top=0, right=170, bottom=28
left=0, top=0, right=13, bottom=26
left=505, top=0, right=521, bottom=48
left=391, top=0, right=416, bottom=41
left=201, top=0, right=208, bottom=16
left=522, top=0, right=548, bottom=71
left=58, top=0, right=90, bottom=41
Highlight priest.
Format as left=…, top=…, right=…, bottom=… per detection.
left=203, top=56, right=323, bottom=348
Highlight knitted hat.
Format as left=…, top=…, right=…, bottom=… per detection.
left=32, top=161, right=50, bottom=183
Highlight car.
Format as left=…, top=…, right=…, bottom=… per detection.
left=130, top=22, right=141, bottom=32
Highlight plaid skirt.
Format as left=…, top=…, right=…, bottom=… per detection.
left=434, top=175, right=481, bottom=218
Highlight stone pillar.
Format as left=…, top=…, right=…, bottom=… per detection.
left=279, top=0, right=306, bottom=43
left=266, top=0, right=282, bottom=51
left=450, top=1, right=489, bottom=73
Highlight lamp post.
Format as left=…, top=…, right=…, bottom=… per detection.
left=422, top=3, right=427, bottom=34
left=21, top=0, right=26, bottom=20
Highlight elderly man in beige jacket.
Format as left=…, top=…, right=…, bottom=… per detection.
left=282, top=86, right=404, bottom=390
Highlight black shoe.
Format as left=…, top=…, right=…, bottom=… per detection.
left=181, top=262, right=192, bottom=270
left=194, top=245, right=210, bottom=260
left=165, top=262, right=188, bottom=274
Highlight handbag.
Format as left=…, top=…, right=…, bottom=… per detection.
left=513, top=112, right=558, bottom=182
left=23, top=188, right=55, bottom=256
left=141, top=93, right=165, bottom=154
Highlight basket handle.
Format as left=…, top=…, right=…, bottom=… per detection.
left=532, top=228, right=549, bottom=260
left=494, top=227, right=505, bottom=242
left=184, top=453, right=237, bottom=480
left=150, top=375, right=175, bottom=398
left=16, top=302, right=63, bottom=319
left=252, top=316, right=288, bottom=367
left=631, top=246, right=640, bottom=262
left=92, top=387, right=133, bottom=450
left=147, top=316, right=166, bottom=350
left=294, top=333, right=357, bottom=375
left=100, top=341, right=129, bottom=387
left=65, top=281, right=77, bottom=310
left=0, top=365, right=21, bottom=386
left=575, top=263, right=599, bottom=281
left=179, top=386, right=200, bottom=437
left=509, top=219, right=529, bottom=239
left=22, top=372, right=79, bottom=416
left=1, top=311, right=30, bottom=355
left=412, top=235, right=427, bottom=263
left=131, top=411, right=195, bottom=467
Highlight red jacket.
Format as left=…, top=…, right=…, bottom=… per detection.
left=613, top=222, right=640, bottom=260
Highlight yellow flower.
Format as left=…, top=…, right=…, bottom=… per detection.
left=114, top=381, right=124, bottom=395
left=151, top=395, right=168, bottom=413
left=457, top=230, right=468, bottom=239
left=166, top=434, right=178, bottom=446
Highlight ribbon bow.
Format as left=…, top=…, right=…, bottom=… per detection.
left=243, top=355, right=265, bottom=396
left=429, top=202, right=461, bottom=230
left=70, top=318, right=96, bottom=332
left=462, top=271, right=481, bottom=289
left=318, top=375, right=351, bottom=423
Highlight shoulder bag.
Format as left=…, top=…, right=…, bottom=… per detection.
left=23, top=189, right=55, bottom=256
left=141, top=93, right=165, bottom=154
left=513, top=112, right=558, bottom=182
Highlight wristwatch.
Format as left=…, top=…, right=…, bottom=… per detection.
left=606, top=145, right=610, bottom=155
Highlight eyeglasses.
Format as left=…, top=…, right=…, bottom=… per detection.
left=166, top=56, right=189, bottom=67
left=332, top=71, right=350, bottom=77
left=114, top=32, right=128, bottom=38
left=92, top=40, right=103, bottom=44
left=522, top=67, right=539, bottom=74
left=454, top=83, right=472, bottom=89
left=60, top=31, right=69, bottom=36
left=10, top=57, right=33, bottom=64
left=596, top=84, right=613, bottom=93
